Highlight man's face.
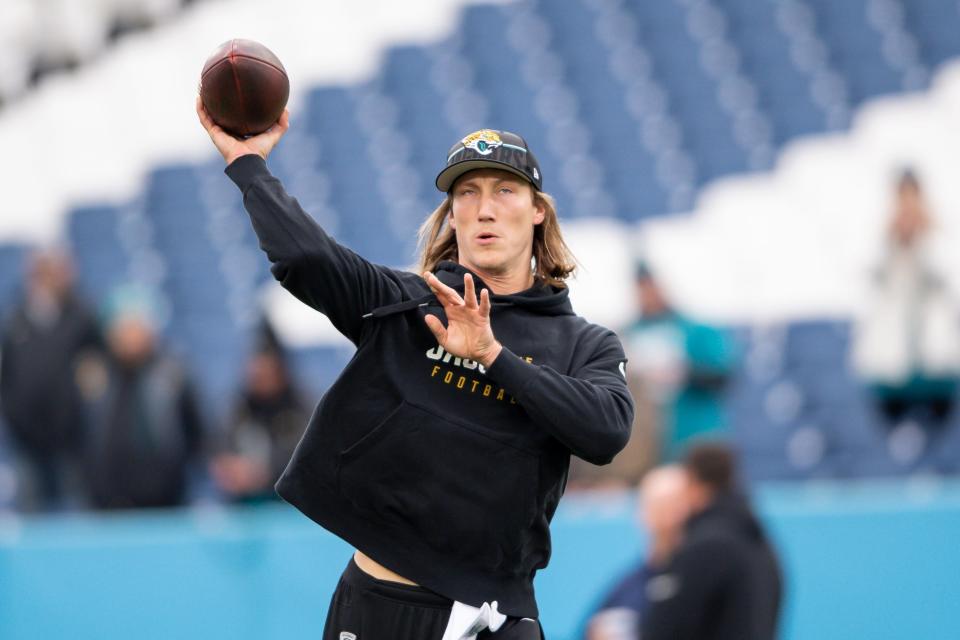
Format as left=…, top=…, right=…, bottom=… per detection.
left=637, top=276, right=669, bottom=317
left=108, top=315, right=155, bottom=366
left=893, top=183, right=927, bottom=246
left=448, top=169, right=545, bottom=279
left=640, top=468, right=690, bottom=538
left=247, top=351, right=286, bottom=399
left=30, top=253, right=73, bottom=299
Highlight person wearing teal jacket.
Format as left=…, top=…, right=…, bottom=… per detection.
left=623, top=263, right=736, bottom=461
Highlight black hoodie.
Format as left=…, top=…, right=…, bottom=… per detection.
left=226, top=155, right=634, bottom=617
left=642, top=494, right=783, bottom=640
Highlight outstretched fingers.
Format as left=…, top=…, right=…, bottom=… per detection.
left=479, top=287, right=491, bottom=318
left=423, top=313, right=447, bottom=344
left=463, top=273, right=479, bottom=309
left=423, top=272, right=464, bottom=307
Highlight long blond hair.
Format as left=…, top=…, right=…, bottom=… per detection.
left=417, top=190, right=577, bottom=288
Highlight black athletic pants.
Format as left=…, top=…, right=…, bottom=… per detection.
left=322, top=558, right=543, bottom=640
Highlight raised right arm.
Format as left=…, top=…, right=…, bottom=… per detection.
left=226, top=155, right=403, bottom=342
left=197, top=97, right=404, bottom=343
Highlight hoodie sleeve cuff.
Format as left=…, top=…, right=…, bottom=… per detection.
left=484, top=347, right=537, bottom=396
left=225, top=154, right=270, bottom=192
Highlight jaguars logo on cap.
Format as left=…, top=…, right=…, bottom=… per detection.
left=461, top=129, right=503, bottom=156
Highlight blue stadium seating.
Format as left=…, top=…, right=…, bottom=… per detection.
left=538, top=0, right=672, bottom=218
left=804, top=0, right=906, bottom=102
left=896, top=0, right=960, bottom=68
left=0, top=244, right=28, bottom=324
left=67, top=204, right=132, bottom=304
left=378, top=45, right=460, bottom=188
left=288, top=345, right=357, bottom=400
left=730, top=320, right=960, bottom=481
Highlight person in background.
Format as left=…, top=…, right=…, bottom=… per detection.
left=210, top=323, right=309, bottom=503
left=0, top=249, right=101, bottom=512
left=642, top=443, right=782, bottom=640
left=853, top=168, right=960, bottom=428
left=582, top=465, right=690, bottom=640
left=622, top=263, right=736, bottom=462
left=81, top=287, right=205, bottom=510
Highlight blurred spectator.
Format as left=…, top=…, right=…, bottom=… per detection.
left=81, top=288, right=205, bottom=510
left=853, top=169, right=960, bottom=428
left=621, top=263, right=736, bottom=462
left=0, top=249, right=101, bottom=512
left=210, top=323, right=309, bottom=503
left=582, top=465, right=690, bottom=640
left=642, top=443, right=782, bottom=640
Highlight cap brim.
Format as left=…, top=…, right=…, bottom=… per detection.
left=436, top=159, right=535, bottom=192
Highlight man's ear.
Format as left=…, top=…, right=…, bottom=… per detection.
left=447, top=207, right=456, bottom=229
left=533, top=197, right=546, bottom=225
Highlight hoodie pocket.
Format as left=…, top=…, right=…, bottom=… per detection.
left=337, top=400, right=538, bottom=571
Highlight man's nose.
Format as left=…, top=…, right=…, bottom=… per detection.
left=478, top=193, right=497, bottom=220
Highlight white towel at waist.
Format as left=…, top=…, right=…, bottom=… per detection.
left=441, top=600, right=507, bottom=640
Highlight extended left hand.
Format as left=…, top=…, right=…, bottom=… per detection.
left=423, top=272, right=503, bottom=368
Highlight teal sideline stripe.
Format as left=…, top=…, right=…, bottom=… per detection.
left=1, top=480, right=959, bottom=639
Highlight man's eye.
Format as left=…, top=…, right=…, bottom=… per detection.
left=499, top=187, right=514, bottom=194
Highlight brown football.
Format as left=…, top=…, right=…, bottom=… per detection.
left=200, top=39, right=289, bottom=137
